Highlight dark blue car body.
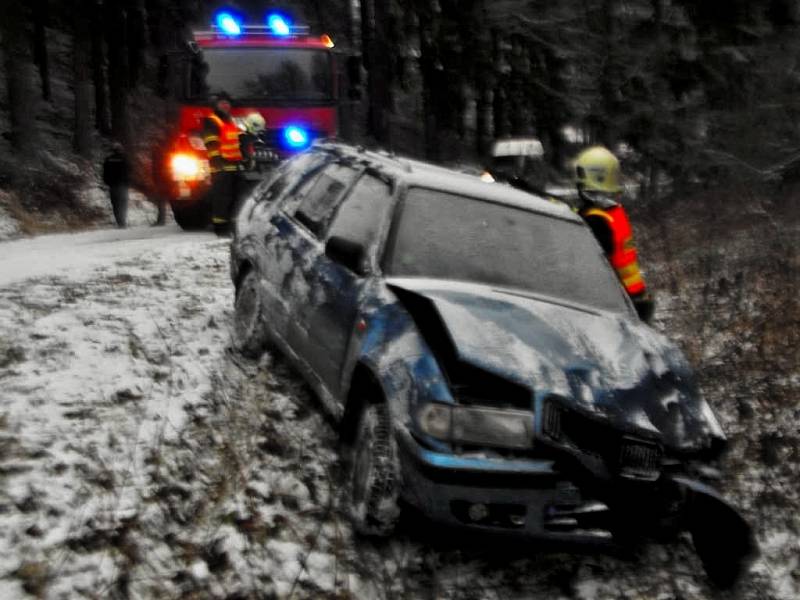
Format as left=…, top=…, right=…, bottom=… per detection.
left=230, top=142, right=754, bottom=585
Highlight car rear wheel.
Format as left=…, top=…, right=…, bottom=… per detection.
left=233, top=270, right=267, bottom=359
left=348, top=402, right=401, bottom=536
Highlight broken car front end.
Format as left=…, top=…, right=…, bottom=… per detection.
left=368, top=280, right=756, bottom=587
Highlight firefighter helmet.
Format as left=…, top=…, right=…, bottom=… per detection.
left=574, top=146, right=621, bottom=194
left=243, top=112, right=266, bottom=134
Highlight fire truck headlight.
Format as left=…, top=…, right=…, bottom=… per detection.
left=267, top=13, right=291, bottom=36
left=215, top=11, right=242, bottom=36
left=283, top=126, right=310, bottom=149
left=170, top=154, right=205, bottom=181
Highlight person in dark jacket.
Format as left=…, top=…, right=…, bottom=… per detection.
left=103, top=143, right=130, bottom=228
left=150, top=136, right=169, bottom=226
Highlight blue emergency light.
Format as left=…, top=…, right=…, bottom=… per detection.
left=267, top=13, right=292, bottom=36
left=284, top=126, right=310, bottom=149
left=215, top=11, right=242, bottom=36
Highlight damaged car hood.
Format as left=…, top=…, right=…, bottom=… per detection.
left=387, top=278, right=726, bottom=453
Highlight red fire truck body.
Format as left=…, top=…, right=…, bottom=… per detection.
left=165, top=22, right=337, bottom=229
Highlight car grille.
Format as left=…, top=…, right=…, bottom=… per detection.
left=541, top=397, right=662, bottom=480
left=618, top=438, right=662, bottom=481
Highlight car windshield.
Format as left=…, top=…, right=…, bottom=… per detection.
left=384, top=188, right=630, bottom=312
left=187, top=48, right=333, bottom=103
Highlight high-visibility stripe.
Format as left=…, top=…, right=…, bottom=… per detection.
left=203, top=135, right=220, bottom=143
left=584, top=207, right=614, bottom=224
left=207, top=113, right=243, bottom=161
left=583, top=204, right=648, bottom=297
left=207, top=149, right=221, bottom=157
left=622, top=271, right=643, bottom=287
left=212, top=216, right=228, bottom=224
left=617, top=262, right=641, bottom=279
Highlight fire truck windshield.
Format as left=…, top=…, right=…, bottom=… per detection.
left=187, top=47, right=333, bottom=104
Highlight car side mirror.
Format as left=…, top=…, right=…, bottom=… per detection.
left=325, top=236, right=367, bottom=276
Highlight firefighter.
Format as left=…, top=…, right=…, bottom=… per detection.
left=203, top=92, right=243, bottom=236
left=574, top=146, right=654, bottom=322
left=102, top=142, right=130, bottom=228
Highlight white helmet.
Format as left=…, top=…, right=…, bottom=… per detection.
left=243, top=112, right=266, bottom=134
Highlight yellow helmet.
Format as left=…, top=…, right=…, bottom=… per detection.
left=243, top=112, right=266, bottom=134
left=574, top=146, right=621, bottom=194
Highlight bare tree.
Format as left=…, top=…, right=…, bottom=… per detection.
left=2, top=0, right=39, bottom=157
left=105, top=1, right=130, bottom=144
left=73, top=0, right=93, bottom=157
left=91, top=0, right=111, bottom=134
left=32, top=0, right=51, bottom=101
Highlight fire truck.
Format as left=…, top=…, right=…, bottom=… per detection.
left=164, top=11, right=338, bottom=229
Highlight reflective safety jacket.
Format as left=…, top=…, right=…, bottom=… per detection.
left=581, top=205, right=646, bottom=297
left=203, top=113, right=243, bottom=172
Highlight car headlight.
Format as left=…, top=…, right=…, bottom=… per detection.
left=170, top=153, right=209, bottom=181
left=417, top=403, right=534, bottom=450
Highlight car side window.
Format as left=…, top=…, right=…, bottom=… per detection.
left=327, top=173, right=393, bottom=251
left=292, top=163, right=358, bottom=238
left=256, top=152, right=327, bottom=204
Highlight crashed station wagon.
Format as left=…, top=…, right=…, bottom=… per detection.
left=230, top=142, right=754, bottom=587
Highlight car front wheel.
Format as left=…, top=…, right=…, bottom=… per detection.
left=233, top=270, right=267, bottom=359
left=348, top=402, right=401, bottom=536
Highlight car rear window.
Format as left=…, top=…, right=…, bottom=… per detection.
left=384, top=188, right=629, bottom=313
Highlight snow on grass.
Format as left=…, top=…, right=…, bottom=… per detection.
left=0, top=218, right=797, bottom=598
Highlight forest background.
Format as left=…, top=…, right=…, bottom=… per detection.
left=4, top=0, right=800, bottom=204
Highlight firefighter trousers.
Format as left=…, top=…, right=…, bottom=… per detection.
left=209, top=170, right=240, bottom=234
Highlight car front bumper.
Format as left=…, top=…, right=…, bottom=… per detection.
left=396, top=429, right=617, bottom=544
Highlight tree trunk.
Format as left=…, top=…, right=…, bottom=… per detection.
left=32, top=0, right=51, bottom=101
left=491, top=30, right=508, bottom=139
left=370, top=0, right=393, bottom=144
left=126, top=0, right=147, bottom=88
left=598, top=0, right=618, bottom=146
left=2, top=1, right=39, bottom=157
left=475, top=81, right=491, bottom=156
left=361, top=0, right=392, bottom=143
left=91, top=1, right=110, bottom=134
left=417, top=2, right=441, bottom=160
left=105, top=2, right=130, bottom=144
left=73, top=1, right=93, bottom=157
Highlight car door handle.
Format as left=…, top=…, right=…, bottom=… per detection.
left=269, top=214, right=290, bottom=234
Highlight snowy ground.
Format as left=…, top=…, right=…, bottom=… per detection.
left=0, top=221, right=797, bottom=598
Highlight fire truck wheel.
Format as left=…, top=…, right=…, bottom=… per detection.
left=172, top=202, right=209, bottom=230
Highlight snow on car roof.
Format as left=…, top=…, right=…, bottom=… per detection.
left=315, top=142, right=579, bottom=222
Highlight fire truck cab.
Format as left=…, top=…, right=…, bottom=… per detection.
left=164, top=12, right=338, bottom=229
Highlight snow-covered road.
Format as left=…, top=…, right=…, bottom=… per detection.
left=0, top=225, right=211, bottom=287
left=0, top=225, right=794, bottom=599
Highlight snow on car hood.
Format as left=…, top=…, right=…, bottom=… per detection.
left=387, top=278, right=726, bottom=452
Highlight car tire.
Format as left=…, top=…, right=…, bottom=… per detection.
left=171, top=202, right=209, bottom=230
left=233, top=270, right=267, bottom=359
left=348, top=401, right=401, bottom=536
